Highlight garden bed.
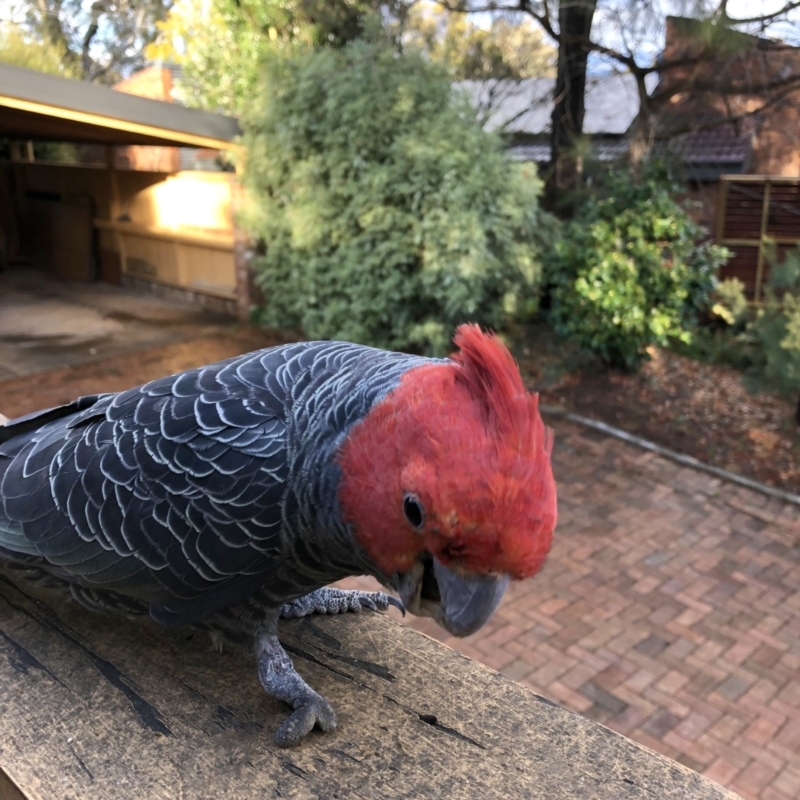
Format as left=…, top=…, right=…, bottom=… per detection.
left=517, top=324, right=800, bottom=493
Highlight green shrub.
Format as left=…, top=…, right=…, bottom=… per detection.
left=711, top=277, right=749, bottom=326
left=672, top=277, right=754, bottom=369
left=547, top=166, right=729, bottom=371
left=240, top=41, right=554, bottom=354
left=750, top=251, right=800, bottom=400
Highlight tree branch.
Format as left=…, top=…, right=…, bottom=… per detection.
left=724, top=1, right=800, bottom=26
left=81, top=0, right=107, bottom=79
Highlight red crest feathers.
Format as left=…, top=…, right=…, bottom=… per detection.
left=451, top=324, right=526, bottom=427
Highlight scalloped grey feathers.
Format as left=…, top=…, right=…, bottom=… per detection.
left=0, top=340, right=429, bottom=625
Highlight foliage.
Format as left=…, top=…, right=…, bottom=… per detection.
left=150, top=0, right=401, bottom=115
left=152, top=0, right=554, bottom=115
left=710, top=277, right=748, bottom=327
left=547, top=164, right=729, bottom=371
left=8, top=0, right=172, bottom=83
left=402, top=2, right=555, bottom=80
left=0, top=22, right=77, bottom=76
left=750, top=252, right=800, bottom=400
left=241, top=42, right=553, bottom=355
left=148, top=0, right=274, bottom=114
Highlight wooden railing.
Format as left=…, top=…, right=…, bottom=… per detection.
left=0, top=573, right=741, bottom=800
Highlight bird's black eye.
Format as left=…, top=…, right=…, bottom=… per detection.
left=403, top=494, right=424, bottom=530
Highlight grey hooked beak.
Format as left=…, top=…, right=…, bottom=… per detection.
left=397, top=555, right=510, bottom=638
left=432, top=560, right=510, bottom=637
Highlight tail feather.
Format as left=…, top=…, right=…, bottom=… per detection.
left=0, top=399, right=106, bottom=571
left=0, top=395, right=104, bottom=446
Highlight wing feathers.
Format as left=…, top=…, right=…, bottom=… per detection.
left=0, top=340, right=426, bottom=625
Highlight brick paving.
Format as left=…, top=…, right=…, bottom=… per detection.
left=339, top=419, right=800, bottom=800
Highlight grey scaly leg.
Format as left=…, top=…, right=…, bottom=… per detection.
left=226, top=587, right=403, bottom=746
left=256, top=630, right=337, bottom=747
left=256, top=588, right=403, bottom=745
left=279, top=586, right=405, bottom=619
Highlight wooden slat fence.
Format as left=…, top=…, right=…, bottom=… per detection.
left=717, top=175, right=800, bottom=301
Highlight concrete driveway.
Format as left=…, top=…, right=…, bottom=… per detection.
left=0, top=268, right=227, bottom=379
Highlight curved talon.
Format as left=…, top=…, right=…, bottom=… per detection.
left=387, top=595, right=406, bottom=616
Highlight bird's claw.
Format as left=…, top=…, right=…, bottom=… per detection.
left=355, top=590, right=405, bottom=616
left=275, top=692, right=337, bottom=747
left=279, top=587, right=405, bottom=619
left=385, top=594, right=406, bottom=616
left=256, top=632, right=338, bottom=747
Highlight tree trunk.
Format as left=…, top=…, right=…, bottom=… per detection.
left=627, top=70, right=658, bottom=168
left=545, top=0, right=597, bottom=216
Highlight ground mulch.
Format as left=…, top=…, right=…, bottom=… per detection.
left=1, top=321, right=798, bottom=494
left=515, top=326, right=800, bottom=493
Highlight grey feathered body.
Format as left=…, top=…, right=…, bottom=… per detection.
left=0, top=340, right=430, bottom=628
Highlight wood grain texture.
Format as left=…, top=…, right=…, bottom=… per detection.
left=0, top=573, right=740, bottom=800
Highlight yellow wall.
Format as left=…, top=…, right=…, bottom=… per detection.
left=14, top=162, right=237, bottom=299
left=125, top=171, right=234, bottom=234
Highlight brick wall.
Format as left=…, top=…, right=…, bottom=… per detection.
left=660, top=16, right=800, bottom=177
left=112, top=67, right=180, bottom=173
left=113, top=66, right=174, bottom=101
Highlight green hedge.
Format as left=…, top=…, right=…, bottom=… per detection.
left=240, top=41, right=554, bottom=354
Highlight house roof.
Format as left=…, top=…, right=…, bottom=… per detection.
left=508, top=139, right=629, bottom=164
left=665, top=127, right=752, bottom=165
left=458, top=72, right=660, bottom=136
left=492, top=73, right=752, bottom=174
left=508, top=128, right=751, bottom=173
left=0, top=62, right=240, bottom=149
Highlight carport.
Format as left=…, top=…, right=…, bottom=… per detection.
left=0, top=62, right=249, bottom=316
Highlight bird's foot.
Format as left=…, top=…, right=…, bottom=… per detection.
left=279, top=587, right=405, bottom=620
left=256, top=632, right=336, bottom=747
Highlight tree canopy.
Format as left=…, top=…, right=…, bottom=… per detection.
left=0, top=22, right=77, bottom=76
left=4, top=0, right=173, bottom=83
left=402, top=1, right=555, bottom=80
left=149, top=0, right=403, bottom=114
left=150, top=0, right=555, bottom=114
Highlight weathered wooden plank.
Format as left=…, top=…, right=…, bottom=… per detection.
left=0, top=573, right=739, bottom=800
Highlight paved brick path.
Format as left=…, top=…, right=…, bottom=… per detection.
left=339, top=419, right=800, bottom=800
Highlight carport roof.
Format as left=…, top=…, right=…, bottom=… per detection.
left=0, top=62, right=240, bottom=149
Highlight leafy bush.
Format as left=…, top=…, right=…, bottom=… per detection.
left=750, top=251, right=800, bottom=400
left=711, top=277, right=749, bottom=326
left=671, top=277, right=755, bottom=369
left=240, top=41, right=553, bottom=354
left=547, top=165, right=729, bottom=371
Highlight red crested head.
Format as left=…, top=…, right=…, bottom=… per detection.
left=336, top=325, right=557, bottom=590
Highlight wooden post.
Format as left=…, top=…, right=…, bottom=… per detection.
left=231, top=180, right=262, bottom=321
left=715, top=177, right=728, bottom=244
left=754, top=180, right=772, bottom=304
left=105, top=145, right=128, bottom=278
left=0, top=574, right=739, bottom=800
left=105, top=145, right=121, bottom=220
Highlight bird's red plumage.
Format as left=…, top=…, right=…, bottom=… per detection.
left=337, top=325, right=557, bottom=580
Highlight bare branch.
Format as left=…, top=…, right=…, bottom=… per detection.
left=724, top=1, right=800, bottom=26
left=81, top=0, right=105, bottom=78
